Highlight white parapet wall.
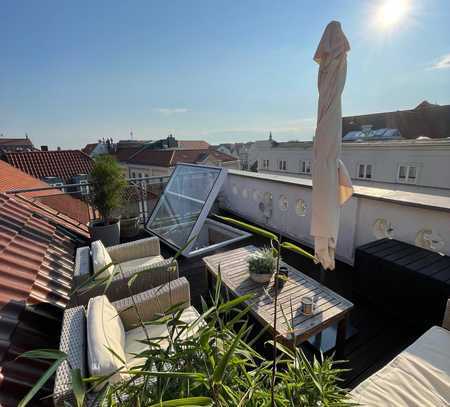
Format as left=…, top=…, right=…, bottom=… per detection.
left=219, top=170, right=450, bottom=265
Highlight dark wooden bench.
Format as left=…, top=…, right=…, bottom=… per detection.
left=355, top=238, right=450, bottom=328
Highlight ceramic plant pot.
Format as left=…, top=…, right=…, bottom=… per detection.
left=250, top=272, right=273, bottom=283
left=90, top=218, right=120, bottom=247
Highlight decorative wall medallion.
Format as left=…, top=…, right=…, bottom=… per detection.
left=278, top=195, right=289, bottom=211
left=295, top=199, right=307, bottom=217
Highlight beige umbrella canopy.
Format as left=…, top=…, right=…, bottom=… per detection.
left=310, top=21, right=353, bottom=271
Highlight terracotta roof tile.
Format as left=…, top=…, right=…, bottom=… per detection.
left=0, top=193, right=87, bottom=404
left=177, top=140, right=210, bottom=149
left=0, top=138, right=34, bottom=147
left=127, top=148, right=237, bottom=167
left=82, top=143, right=97, bottom=155
left=4, top=150, right=94, bottom=183
left=113, top=146, right=145, bottom=162
left=0, top=161, right=91, bottom=229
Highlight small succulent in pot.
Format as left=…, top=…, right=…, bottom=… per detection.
left=248, top=247, right=276, bottom=283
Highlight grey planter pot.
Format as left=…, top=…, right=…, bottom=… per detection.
left=90, top=219, right=120, bottom=247
left=120, top=216, right=141, bottom=239
left=250, top=272, right=273, bottom=283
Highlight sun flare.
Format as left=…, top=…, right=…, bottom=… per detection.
left=376, top=0, right=410, bottom=28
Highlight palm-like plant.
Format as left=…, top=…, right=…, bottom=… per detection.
left=215, top=215, right=317, bottom=406
left=19, top=219, right=354, bottom=407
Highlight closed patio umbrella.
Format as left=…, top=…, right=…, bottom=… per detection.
left=310, top=21, right=353, bottom=271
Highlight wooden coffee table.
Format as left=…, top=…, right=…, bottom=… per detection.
left=202, top=245, right=354, bottom=357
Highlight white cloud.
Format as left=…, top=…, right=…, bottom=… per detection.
left=154, top=108, right=190, bottom=115
left=431, top=53, right=450, bottom=70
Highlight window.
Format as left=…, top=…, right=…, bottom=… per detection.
left=357, top=163, right=373, bottom=179
left=278, top=160, right=287, bottom=171
left=132, top=172, right=136, bottom=178
left=260, top=159, right=270, bottom=169
left=299, top=160, right=311, bottom=174
left=79, top=179, right=89, bottom=195
left=398, top=165, right=418, bottom=184
left=138, top=173, right=142, bottom=179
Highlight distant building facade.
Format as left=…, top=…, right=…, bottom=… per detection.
left=252, top=102, right=450, bottom=190
left=215, top=142, right=253, bottom=170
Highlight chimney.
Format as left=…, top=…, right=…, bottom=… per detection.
left=41, top=145, right=49, bottom=151
left=57, top=146, right=61, bottom=151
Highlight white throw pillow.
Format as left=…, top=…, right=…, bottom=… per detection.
left=87, top=295, right=127, bottom=386
left=91, top=240, right=114, bottom=279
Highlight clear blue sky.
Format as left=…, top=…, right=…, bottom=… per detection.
left=1, top=0, right=449, bottom=149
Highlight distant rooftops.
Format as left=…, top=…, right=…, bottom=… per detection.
left=343, top=100, right=450, bottom=140
left=127, top=147, right=237, bottom=167
left=0, top=135, right=35, bottom=152
left=3, top=150, right=94, bottom=184
left=343, top=127, right=403, bottom=142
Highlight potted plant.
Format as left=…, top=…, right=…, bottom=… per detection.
left=89, top=155, right=126, bottom=246
left=248, top=247, right=276, bottom=283
left=120, top=184, right=141, bottom=239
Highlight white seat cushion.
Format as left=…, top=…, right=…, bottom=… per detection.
left=124, top=306, right=201, bottom=369
left=350, top=326, right=450, bottom=406
left=91, top=240, right=114, bottom=279
left=118, top=255, right=164, bottom=274
left=86, top=295, right=127, bottom=386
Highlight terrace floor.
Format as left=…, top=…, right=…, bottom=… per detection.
left=133, top=214, right=427, bottom=389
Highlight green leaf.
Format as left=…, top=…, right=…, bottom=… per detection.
left=213, top=323, right=248, bottom=384
left=215, top=216, right=278, bottom=241
left=218, top=293, right=253, bottom=312
left=148, top=396, right=212, bottom=407
left=18, top=353, right=66, bottom=406
left=70, top=368, right=86, bottom=407
left=17, top=349, right=67, bottom=361
left=280, top=241, right=316, bottom=261
left=126, top=370, right=206, bottom=380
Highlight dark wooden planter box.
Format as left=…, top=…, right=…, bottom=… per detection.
left=354, top=238, right=450, bottom=328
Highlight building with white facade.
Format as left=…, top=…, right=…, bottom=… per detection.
left=215, top=142, right=253, bottom=170
left=253, top=138, right=450, bottom=191
left=251, top=102, right=450, bottom=191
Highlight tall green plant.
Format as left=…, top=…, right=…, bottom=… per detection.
left=89, top=155, right=126, bottom=225
left=215, top=215, right=317, bottom=407
left=20, top=273, right=351, bottom=407
left=19, top=221, right=353, bottom=407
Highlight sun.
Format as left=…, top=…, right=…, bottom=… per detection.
left=376, top=0, right=410, bottom=28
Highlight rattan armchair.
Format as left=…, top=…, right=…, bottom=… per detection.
left=70, top=236, right=178, bottom=306
left=53, top=277, right=193, bottom=406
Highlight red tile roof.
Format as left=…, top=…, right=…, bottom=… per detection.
left=0, top=192, right=87, bottom=405
left=177, top=140, right=210, bottom=149
left=127, top=148, right=238, bottom=167
left=113, top=146, right=145, bottom=162
left=82, top=142, right=97, bottom=155
left=0, top=137, right=34, bottom=147
left=4, top=150, right=94, bottom=183
left=0, top=161, right=91, bottom=229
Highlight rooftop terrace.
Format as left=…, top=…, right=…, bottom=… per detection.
left=1, top=166, right=449, bottom=405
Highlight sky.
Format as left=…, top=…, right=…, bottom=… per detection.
left=1, top=0, right=449, bottom=149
